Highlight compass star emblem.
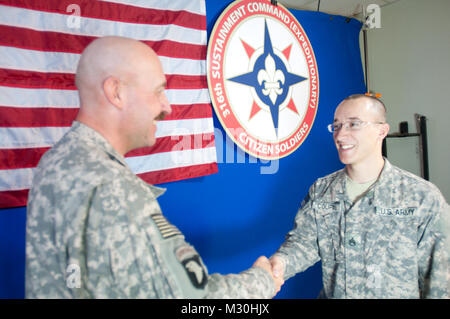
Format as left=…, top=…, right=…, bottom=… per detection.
left=227, top=19, right=307, bottom=136
left=207, top=0, right=319, bottom=159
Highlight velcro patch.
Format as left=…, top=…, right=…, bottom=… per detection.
left=150, top=213, right=183, bottom=239
left=376, top=207, right=417, bottom=217
left=314, top=201, right=339, bottom=211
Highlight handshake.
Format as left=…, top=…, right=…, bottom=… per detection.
left=252, top=255, right=286, bottom=297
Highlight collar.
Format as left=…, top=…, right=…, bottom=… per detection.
left=371, top=158, right=396, bottom=207
left=327, top=158, right=395, bottom=205
left=70, top=121, right=167, bottom=198
left=71, top=121, right=128, bottom=168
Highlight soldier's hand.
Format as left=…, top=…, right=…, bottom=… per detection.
left=269, top=255, right=285, bottom=280
left=252, top=256, right=284, bottom=296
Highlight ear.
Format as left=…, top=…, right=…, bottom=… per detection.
left=378, top=123, right=390, bottom=140
left=103, top=76, right=123, bottom=109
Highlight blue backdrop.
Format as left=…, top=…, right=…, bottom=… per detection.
left=0, top=1, right=365, bottom=299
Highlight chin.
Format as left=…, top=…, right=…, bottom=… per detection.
left=147, top=137, right=157, bottom=147
left=131, top=138, right=155, bottom=151
left=338, top=153, right=355, bottom=165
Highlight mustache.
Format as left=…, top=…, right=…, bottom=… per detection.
left=154, top=112, right=166, bottom=121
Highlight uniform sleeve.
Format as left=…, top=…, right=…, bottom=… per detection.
left=417, top=193, right=450, bottom=298
left=86, top=178, right=277, bottom=299
left=83, top=179, right=176, bottom=298
left=205, top=267, right=275, bottom=299
left=272, top=185, right=321, bottom=280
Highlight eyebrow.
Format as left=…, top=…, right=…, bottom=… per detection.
left=154, top=81, right=167, bottom=93
left=333, top=116, right=361, bottom=122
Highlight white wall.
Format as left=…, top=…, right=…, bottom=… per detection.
left=361, top=0, right=450, bottom=201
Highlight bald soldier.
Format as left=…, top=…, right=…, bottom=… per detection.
left=270, top=94, right=449, bottom=298
left=26, top=36, right=283, bottom=298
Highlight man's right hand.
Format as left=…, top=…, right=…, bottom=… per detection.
left=253, top=256, right=285, bottom=296
left=269, top=255, right=285, bottom=282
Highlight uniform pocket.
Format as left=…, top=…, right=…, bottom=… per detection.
left=317, top=211, right=343, bottom=263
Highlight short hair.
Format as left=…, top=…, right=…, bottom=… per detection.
left=343, top=93, right=386, bottom=121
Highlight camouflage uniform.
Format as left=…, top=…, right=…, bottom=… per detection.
left=26, top=121, right=275, bottom=299
left=274, top=160, right=449, bottom=298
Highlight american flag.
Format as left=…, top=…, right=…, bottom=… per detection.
left=0, top=0, right=218, bottom=208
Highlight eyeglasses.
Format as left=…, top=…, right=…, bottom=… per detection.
left=327, top=120, right=385, bottom=133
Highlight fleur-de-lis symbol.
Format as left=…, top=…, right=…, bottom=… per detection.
left=257, top=54, right=285, bottom=105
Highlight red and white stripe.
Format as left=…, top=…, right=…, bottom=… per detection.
left=0, top=0, right=217, bottom=208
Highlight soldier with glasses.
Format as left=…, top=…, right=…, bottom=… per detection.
left=270, top=94, right=449, bottom=298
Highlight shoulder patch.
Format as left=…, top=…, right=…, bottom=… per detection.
left=175, top=244, right=208, bottom=289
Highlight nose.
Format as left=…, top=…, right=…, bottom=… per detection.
left=161, top=91, right=172, bottom=116
left=333, top=124, right=351, bottom=141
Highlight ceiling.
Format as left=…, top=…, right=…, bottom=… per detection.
left=278, top=0, right=401, bottom=19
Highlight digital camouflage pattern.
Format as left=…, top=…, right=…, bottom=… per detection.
left=26, top=121, right=275, bottom=299
left=274, top=159, right=449, bottom=298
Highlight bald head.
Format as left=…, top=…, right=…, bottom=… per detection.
left=75, top=36, right=160, bottom=103
left=74, top=36, right=171, bottom=154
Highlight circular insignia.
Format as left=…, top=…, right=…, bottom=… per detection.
left=207, top=0, right=319, bottom=159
